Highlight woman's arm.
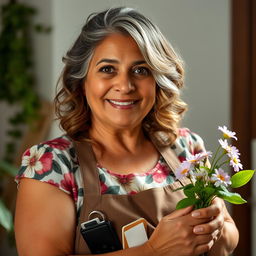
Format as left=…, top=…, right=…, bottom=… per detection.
left=15, top=179, right=154, bottom=256
left=15, top=178, right=76, bottom=256
left=15, top=178, right=218, bottom=256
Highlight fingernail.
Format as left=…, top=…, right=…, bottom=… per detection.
left=194, top=227, right=204, bottom=233
left=192, top=211, right=200, bottom=217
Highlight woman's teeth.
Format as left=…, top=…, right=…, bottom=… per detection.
left=109, top=100, right=135, bottom=106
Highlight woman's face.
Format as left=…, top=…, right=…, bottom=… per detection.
left=84, top=33, right=156, bottom=131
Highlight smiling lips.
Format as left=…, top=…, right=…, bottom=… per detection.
left=107, top=99, right=138, bottom=109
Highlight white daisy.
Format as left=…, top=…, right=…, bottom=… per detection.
left=211, top=168, right=231, bottom=187
left=218, top=126, right=237, bottom=140
left=175, top=161, right=192, bottom=180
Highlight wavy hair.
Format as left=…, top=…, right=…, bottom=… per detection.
left=55, top=7, right=187, bottom=146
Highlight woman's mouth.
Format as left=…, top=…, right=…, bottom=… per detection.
left=107, top=99, right=138, bottom=109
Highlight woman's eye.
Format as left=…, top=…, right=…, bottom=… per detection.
left=133, top=67, right=150, bottom=76
left=99, top=66, right=115, bottom=74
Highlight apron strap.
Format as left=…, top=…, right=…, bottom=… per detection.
left=74, top=141, right=100, bottom=195
left=74, top=135, right=189, bottom=195
left=151, top=138, right=190, bottom=186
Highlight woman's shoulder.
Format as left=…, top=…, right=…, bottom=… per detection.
left=16, top=135, right=81, bottom=202
left=18, top=134, right=78, bottom=175
left=172, top=128, right=206, bottom=162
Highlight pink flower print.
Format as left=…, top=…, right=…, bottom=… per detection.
left=60, top=173, right=78, bottom=202
left=178, top=128, right=190, bottom=137
left=116, top=174, right=135, bottom=185
left=44, top=138, right=70, bottom=150
left=192, top=148, right=203, bottom=156
left=21, top=146, right=53, bottom=177
left=100, top=181, right=108, bottom=194
left=178, top=155, right=186, bottom=163
left=152, top=164, right=169, bottom=183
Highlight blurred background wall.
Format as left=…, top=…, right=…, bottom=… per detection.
left=0, top=0, right=255, bottom=255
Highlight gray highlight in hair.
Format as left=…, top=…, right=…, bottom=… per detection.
left=62, top=7, right=184, bottom=94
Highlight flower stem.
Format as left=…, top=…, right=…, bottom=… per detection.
left=212, top=152, right=226, bottom=170
left=217, top=160, right=230, bottom=169
left=211, top=145, right=221, bottom=168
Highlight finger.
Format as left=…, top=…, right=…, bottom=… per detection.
left=191, top=204, right=221, bottom=219
left=166, top=206, right=194, bottom=220
left=193, top=215, right=223, bottom=235
left=195, top=231, right=218, bottom=245
left=194, top=239, right=214, bottom=255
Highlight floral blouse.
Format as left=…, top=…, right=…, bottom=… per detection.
left=15, top=128, right=206, bottom=215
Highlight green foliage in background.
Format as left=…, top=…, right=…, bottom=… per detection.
left=0, top=0, right=50, bottom=233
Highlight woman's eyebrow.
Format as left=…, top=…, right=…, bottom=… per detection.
left=133, top=60, right=146, bottom=65
left=96, top=58, right=119, bottom=66
left=96, top=59, right=147, bottom=66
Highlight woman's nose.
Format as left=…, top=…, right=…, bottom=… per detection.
left=113, top=73, right=135, bottom=93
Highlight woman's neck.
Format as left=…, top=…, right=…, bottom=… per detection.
left=88, top=120, right=159, bottom=174
left=89, top=121, right=146, bottom=154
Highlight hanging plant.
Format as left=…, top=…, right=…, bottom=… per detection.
left=0, top=0, right=50, bottom=232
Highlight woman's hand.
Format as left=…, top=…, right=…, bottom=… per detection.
left=191, top=198, right=224, bottom=242
left=191, top=197, right=239, bottom=256
left=146, top=205, right=217, bottom=256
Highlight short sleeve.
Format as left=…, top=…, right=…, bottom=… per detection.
left=172, top=128, right=207, bottom=162
left=15, top=136, right=80, bottom=202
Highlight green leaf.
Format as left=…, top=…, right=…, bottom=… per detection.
left=204, top=186, right=216, bottom=197
left=217, top=190, right=247, bottom=204
left=0, top=160, right=17, bottom=176
left=176, top=197, right=198, bottom=209
left=184, top=186, right=196, bottom=198
left=231, top=170, right=255, bottom=188
left=0, top=199, right=13, bottom=232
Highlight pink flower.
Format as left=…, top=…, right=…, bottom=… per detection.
left=100, top=181, right=108, bottom=194
left=21, top=146, right=53, bottom=177
left=116, top=174, right=135, bottom=185
left=190, top=146, right=203, bottom=156
left=152, top=164, right=169, bottom=183
left=178, top=155, right=186, bottom=163
left=178, top=128, right=190, bottom=137
left=44, top=138, right=70, bottom=150
left=60, top=173, right=78, bottom=202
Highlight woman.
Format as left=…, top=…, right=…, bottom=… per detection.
left=15, top=7, right=239, bottom=256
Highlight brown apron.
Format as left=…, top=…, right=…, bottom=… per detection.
left=74, top=140, right=190, bottom=254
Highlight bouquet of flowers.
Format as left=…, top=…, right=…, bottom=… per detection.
left=175, top=126, right=255, bottom=209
